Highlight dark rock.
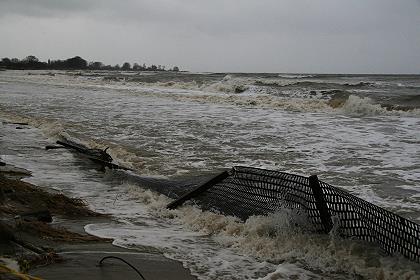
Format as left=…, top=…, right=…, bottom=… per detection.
left=0, top=221, right=15, bottom=243
left=20, top=210, right=53, bottom=223
left=234, top=85, right=247, bottom=93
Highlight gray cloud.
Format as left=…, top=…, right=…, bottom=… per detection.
left=0, top=0, right=96, bottom=17
left=0, top=0, right=419, bottom=73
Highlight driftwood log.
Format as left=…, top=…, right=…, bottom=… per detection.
left=51, top=139, right=133, bottom=171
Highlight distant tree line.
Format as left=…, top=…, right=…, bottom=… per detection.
left=0, top=55, right=180, bottom=72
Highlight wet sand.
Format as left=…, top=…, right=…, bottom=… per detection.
left=0, top=164, right=195, bottom=280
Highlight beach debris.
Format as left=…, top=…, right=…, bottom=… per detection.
left=50, top=139, right=133, bottom=171
left=98, top=256, right=146, bottom=280
left=55, top=139, right=112, bottom=161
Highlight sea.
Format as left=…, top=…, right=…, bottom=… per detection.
left=1, top=70, right=420, bottom=279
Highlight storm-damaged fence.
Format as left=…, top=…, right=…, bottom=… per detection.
left=45, top=138, right=420, bottom=263
left=167, top=166, right=420, bottom=263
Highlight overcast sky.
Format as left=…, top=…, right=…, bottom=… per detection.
left=0, top=0, right=419, bottom=73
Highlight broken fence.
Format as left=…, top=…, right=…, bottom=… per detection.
left=167, top=166, right=420, bottom=263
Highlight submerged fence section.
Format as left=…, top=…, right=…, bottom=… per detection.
left=167, top=166, right=420, bottom=262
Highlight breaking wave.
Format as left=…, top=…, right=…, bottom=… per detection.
left=254, top=80, right=376, bottom=89
left=141, top=89, right=420, bottom=117
left=0, top=111, right=69, bottom=139
left=333, top=95, right=420, bottom=117
left=126, top=74, right=251, bottom=94
left=277, top=74, right=315, bottom=79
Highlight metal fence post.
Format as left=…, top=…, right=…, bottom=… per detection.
left=309, top=175, right=333, bottom=233
left=167, top=170, right=230, bottom=209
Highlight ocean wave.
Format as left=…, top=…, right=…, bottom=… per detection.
left=134, top=75, right=251, bottom=94
left=277, top=74, right=315, bottom=79
left=202, top=76, right=249, bottom=94
left=97, top=72, right=375, bottom=95
left=391, top=94, right=420, bottom=106
left=2, top=72, right=420, bottom=119
left=0, top=111, right=69, bottom=138
left=334, top=95, right=420, bottom=117
left=140, top=89, right=420, bottom=117
left=254, top=80, right=376, bottom=89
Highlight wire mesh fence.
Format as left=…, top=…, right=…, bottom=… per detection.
left=167, top=166, right=420, bottom=262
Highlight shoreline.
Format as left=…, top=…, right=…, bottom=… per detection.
left=0, top=163, right=196, bottom=280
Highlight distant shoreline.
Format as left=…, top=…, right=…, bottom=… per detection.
left=0, top=55, right=180, bottom=72
left=2, top=68, right=420, bottom=77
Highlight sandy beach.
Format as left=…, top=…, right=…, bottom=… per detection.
left=0, top=163, right=195, bottom=280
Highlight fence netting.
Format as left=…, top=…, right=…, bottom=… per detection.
left=171, top=166, right=420, bottom=262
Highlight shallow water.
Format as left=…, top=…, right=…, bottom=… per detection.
left=1, top=70, right=420, bottom=279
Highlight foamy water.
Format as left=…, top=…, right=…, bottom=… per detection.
left=1, top=70, right=420, bottom=279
